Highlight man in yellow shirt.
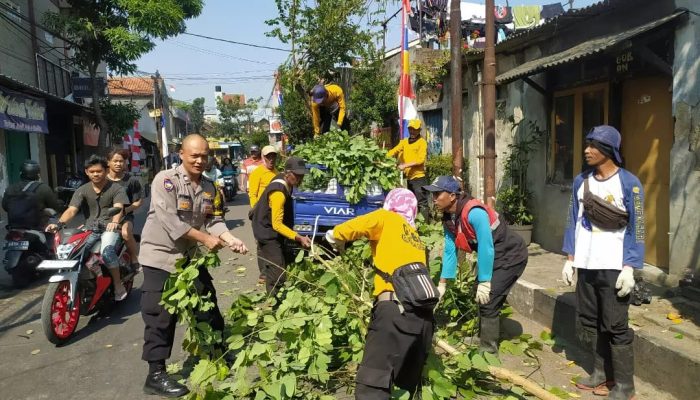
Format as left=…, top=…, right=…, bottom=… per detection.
left=251, top=156, right=312, bottom=295
left=310, top=83, right=348, bottom=136
left=387, top=119, right=429, bottom=221
left=326, top=188, right=434, bottom=400
left=248, top=145, right=278, bottom=208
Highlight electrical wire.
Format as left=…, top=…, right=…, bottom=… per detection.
left=182, top=32, right=291, bottom=52
left=170, top=40, right=279, bottom=65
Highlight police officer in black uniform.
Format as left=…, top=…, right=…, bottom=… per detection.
left=139, top=134, right=248, bottom=397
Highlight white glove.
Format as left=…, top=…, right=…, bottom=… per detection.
left=615, top=266, right=635, bottom=297
left=475, top=281, right=491, bottom=305
left=562, top=260, right=575, bottom=286
left=437, top=282, right=446, bottom=299
left=325, top=230, right=345, bottom=253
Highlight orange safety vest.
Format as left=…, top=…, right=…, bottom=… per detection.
left=454, top=199, right=500, bottom=253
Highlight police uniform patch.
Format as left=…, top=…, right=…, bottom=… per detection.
left=632, top=186, right=640, bottom=194
left=164, top=179, right=175, bottom=192
left=177, top=194, right=193, bottom=211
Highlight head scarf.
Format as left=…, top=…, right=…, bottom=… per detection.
left=383, top=188, right=418, bottom=227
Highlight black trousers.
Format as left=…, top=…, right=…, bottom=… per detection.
left=407, top=177, right=429, bottom=222
left=576, top=269, right=634, bottom=345
left=355, top=301, right=434, bottom=400
left=320, top=104, right=350, bottom=134
left=141, top=265, right=224, bottom=362
left=478, top=260, right=527, bottom=318
left=257, top=239, right=290, bottom=295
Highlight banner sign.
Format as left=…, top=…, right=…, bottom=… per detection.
left=0, top=86, right=48, bottom=134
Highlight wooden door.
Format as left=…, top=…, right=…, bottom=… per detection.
left=4, top=131, right=30, bottom=184
left=621, top=76, right=672, bottom=269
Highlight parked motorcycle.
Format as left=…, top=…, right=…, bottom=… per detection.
left=2, top=209, right=58, bottom=288
left=37, top=208, right=136, bottom=345
left=56, top=174, right=84, bottom=206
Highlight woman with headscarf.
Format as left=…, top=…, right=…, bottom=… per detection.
left=325, top=188, right=434, bottom=400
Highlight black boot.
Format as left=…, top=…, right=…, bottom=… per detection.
left=144, top=370, right=190, bottom=397
left=575, top=327, right=612, bottom=392
left=479, top=316, right=500, bottom=354
left=608, top=343, right=636, bottom=400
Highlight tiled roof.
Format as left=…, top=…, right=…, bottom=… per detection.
left=108, top=76, right=155, bottom=96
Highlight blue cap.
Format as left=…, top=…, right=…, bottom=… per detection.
left=586, top=125, right=622, bottom=164
left=311, top=84, right=327, bottom=104
left=423, top=176, right=461, bottom=194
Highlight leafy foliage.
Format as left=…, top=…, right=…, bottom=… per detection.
left=166, top=221, right=541, bottom=399
left=42, top=0, right=203, bottom=147
left=497, top=119, right=545, bottom=225
left=292, top=130, right=401, bottom=203
left=413, top=50, right=450, bottom=91
left=426, top=154, right=470, bottom=184
left=349, top=59, right=397, bottom=135
left=100, top=100, right=139, bottom=142
left=217, top=97, right=263, bottom=143
left=174, top=97, right=206, bottom=134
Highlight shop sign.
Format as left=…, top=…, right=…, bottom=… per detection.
left=0, top=86, right=48, bottom=133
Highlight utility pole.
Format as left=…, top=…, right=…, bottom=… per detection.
left=152, top=71, right=163, bottom=171
left=449, top=0, right=463, bottom=180
left=483, top=0, right=497, bottom=206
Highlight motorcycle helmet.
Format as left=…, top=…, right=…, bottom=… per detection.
left=20, top=160, right=40, bottom=180
left=249, top=145, right=261, bottom=155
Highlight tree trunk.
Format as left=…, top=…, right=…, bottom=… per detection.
left=89, top=63, right=108, bottom=150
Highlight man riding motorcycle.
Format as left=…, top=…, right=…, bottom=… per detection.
left=2, top=160, right=63, bottom=228
left=2, top=160, right=63, bottom=286
left=46, top=155, right=130, bottom=300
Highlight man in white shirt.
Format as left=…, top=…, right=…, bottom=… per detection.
left=561, top=125, right=644, bottom=400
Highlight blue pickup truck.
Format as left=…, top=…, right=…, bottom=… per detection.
left=292, top=166, right=385, bottom=237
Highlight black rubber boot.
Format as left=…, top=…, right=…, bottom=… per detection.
left=478, top=316, right=500, bottom=354
left=143, top=370, right=190, bottom=398
left=608, top=343, right=636, bottom=400
left=576, top=327, right=613, bottom=392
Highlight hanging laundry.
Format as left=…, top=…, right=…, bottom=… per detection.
left=512, top=5, right=541, bottom=29
left=409, top=12, right=421, bottom=32
left=461, top=2, right=486, bottom=23
left=497, top=27, right=507, bottom=43
left=541, top=3, right=565, bottom=19
left=494, top=6, right=513, bottom=24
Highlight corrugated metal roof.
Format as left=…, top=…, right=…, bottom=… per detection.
left=496, top=11, right=685, bottom=84
left=0, top=73, right=90, bottom=110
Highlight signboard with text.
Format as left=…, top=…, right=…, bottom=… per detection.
left=72, top=77, right=106, bottom=99
left=0, top=85, right=48, bottom=134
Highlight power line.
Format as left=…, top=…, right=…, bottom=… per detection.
left=170, top=40, right=278, bottom=65
left=182, top=32, right=291, bottom=52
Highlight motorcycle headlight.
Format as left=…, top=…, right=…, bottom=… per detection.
left=56, top=243, right=77, bottom=260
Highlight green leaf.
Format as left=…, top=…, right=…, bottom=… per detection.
left=189, top=359, right=217, bottom=386
left=259, top=329, right=276, bottom=342
left=484, top=351, right=501, bottom=366
left=280, top=373, right=296, bottom=397
left=471, top=353, right=489, bottom=371
left=295, top=250, right=305, bottom=263
left=674, top=333, right=684, bottom=339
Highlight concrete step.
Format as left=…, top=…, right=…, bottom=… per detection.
left=506, top=245, right=700, bottom=400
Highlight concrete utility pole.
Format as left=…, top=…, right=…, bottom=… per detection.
left=483, top=0, right=497, bottom=206
left=449, top=0, right=463, bottom=180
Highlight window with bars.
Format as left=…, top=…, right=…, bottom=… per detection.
left=36, top=54, right=72, bottom=98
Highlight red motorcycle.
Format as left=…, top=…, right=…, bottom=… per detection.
left=37, top=208, right=136, bottom=345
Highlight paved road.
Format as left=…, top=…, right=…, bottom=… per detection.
left=0, top=193, right=259, bottom=400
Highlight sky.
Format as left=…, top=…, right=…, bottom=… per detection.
left=135, top=0, right=601, bottom=118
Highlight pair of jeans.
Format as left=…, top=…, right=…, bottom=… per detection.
left=82, top=231, right=121, bottom=269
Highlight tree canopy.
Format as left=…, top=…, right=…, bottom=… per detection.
left=43, top=0, right=204, bottom=146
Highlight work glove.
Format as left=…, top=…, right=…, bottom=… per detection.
left=475, top=281, right=491, bottom=305
left=615, top=266, right=635, bottom=297
left=437, top=282, right=447, bottom=299
left=562, top=260, right=575, bottom=286
left=325, top=230, right=345, bottom=253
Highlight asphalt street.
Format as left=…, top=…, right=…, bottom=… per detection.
left=0, top=193, right=259, bottom=400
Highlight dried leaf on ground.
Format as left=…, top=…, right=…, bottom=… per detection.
left=30, top=349, right=40, bottom=355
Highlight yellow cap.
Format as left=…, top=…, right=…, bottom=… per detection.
left=408, top=119, right=421, bottom=130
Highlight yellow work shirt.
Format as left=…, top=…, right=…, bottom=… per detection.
left=387, top=137, right=427, bottom=180
left=311, top=84, right=346, bottom=135
left=333, top=209, right=426, bottom=296
left=269, top=191, right=297, bottom=240
left=249, top=166, right=277, bottom=207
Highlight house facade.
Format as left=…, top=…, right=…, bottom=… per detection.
left=434, top=0, right=698, bottom=282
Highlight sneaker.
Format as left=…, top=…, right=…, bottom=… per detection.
left=115, top=289, right=128, bottom=301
